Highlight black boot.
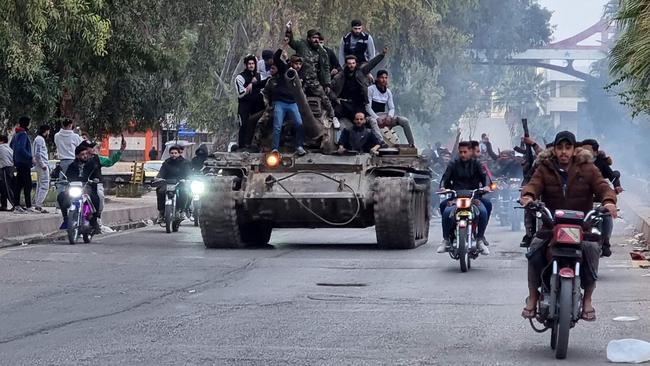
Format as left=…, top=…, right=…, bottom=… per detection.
left=601, top=242, right=612, bottom=257
left=520, top=234, right=532, bottom=248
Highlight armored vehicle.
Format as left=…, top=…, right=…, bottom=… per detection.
left=198, top=148, right=431, bottom=249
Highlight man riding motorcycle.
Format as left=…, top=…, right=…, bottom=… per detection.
left=57, top=145, right=101, bottom=232
left=519, top=131, right=617, bottom=321
left=437, top=141, right=491, bottom=255
left=156, top=146, right=192, bottom=222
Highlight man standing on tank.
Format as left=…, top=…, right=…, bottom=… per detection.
left=339, top=19, right=376, bottom=65
left=285, top=22, right=339, bottom=128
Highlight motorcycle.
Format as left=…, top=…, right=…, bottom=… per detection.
left=439, top=188, right=490, bottom=272
left=189, top=179, right=204, bottom=227
left=64, top=177, right=98, bottom=244
left=494, top=177, right=523, bottom=232
left=160, top=179, right=186, bottom=233
left=523, top=201, right=608, bottom=359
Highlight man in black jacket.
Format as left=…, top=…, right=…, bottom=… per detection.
left=235, top=55, right=265, bottom=149
left=337, top=112, right=382, bottom=154
left=437, top=141, right=490, bottom=255
left=156, top=145, right=192, bottom=222
left=318, top=34, right=341, bottom=76
left=57, top=146, right=101, bottom=231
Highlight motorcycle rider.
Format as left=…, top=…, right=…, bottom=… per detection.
left=156, top=145, right=192, bottom=222
left=580, top=139, right=622, bottom=257
left=57, top=145, right=101, bottom=232
left=519, top=131, right=618, bottom=321
left=437, top=141, right=490, bottom=255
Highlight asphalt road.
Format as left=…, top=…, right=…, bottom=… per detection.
left=0, top=217, right=649, bottom=365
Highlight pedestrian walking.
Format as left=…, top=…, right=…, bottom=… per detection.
left=10, top=116, right=33, bottom=211
left=0, top=134, right=19, bottom=212
left=33, top=124, right=51, bottom=213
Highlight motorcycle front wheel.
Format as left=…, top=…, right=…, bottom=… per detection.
left=67, top=209, right=79, bottom=244
left=555, top=277, right=573, bottom=359
left=458, top=227, right=470, bottom=273
left=164, top=204, right=173, bottom=233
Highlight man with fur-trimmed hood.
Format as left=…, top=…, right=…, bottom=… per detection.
left=519, top=131, right=618, bottom=322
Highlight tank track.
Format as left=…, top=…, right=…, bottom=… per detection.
left=374, top=176, right=430, bottom=249
left=199, top=176, right=244, bottom=248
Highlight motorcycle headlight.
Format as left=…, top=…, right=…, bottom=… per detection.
left=68, top=186, right=83, bottom=198
left=190, top=180, right=205, bottom=195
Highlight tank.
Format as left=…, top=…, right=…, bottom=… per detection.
left=198, top=148, right=431, bottom=249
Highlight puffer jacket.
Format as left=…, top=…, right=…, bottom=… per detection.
left=521, top=147, right=616, bottom=214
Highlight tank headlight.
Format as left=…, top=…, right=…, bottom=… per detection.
left=190, top=180, right=205, bottom=195
left=265, top=151, right=281, bottom=168
left=68, top=186, right=83, bottom=198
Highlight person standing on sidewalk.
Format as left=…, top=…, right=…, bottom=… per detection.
left=10, top=116, right=33, bottom=212
left=54, top=118, right=83, bottom=174
left=0, top=135, right=19, bottom=212
left=32, top=125, right=51, bottom=213
left=148, top=146, right=158, bottom=161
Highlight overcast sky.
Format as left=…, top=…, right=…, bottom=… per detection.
left=539, top=0, right=608, bottom=41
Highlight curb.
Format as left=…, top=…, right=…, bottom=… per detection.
left=619, top=194, right=650, bottom=249
left=0, top=205, right=157, bottom=249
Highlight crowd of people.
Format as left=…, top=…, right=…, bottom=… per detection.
left=234, top=19, right=414, bottom=154
left=430, top=128, right=623, bottom=322
left=0, top=117, right=125, bottom=232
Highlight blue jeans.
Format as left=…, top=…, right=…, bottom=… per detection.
left=481, top=197, right=492, bottom=221
left=272, top=101, right=304, bottom=151
left=441, top=198, right=489, bottom=239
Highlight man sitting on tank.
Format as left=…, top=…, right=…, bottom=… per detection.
left=337, top=112, right=382, bottom=154
left=366, top=69, right=415, bottom=147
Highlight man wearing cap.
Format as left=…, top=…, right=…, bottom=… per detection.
left=339, top=19, right=376, bottom=65
left=235, top=54, right=265, bottom=150
left=519, top=131, right=618, bottom=322
left=284, top=21, right=338, bottom=127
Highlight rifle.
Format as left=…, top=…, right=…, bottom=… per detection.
left=522, top=118, right=535, bottom=177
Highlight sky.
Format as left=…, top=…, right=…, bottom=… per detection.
left=539, top=0, right=609, bottom=41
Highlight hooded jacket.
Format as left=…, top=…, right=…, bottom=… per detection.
left=54, top=129, right=83, bottom=160
left=9, top=128, right=32, bottom=168
left=521, top=147, right=616, bottom=214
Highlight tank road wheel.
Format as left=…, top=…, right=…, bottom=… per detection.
left=199, top=176, right=245, bottom=248
left=374, top=177, right=430, bottom=250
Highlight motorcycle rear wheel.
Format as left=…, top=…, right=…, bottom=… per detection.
left=555, top=277, right=573, bottom=359
left=458, top=227, right=470, bottom=273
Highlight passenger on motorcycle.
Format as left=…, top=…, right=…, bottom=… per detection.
left=470, top=140, right=494, bottom=222
left=493, top=150, right=522, bottom=178
left=437, top=141, right=491, bottom=255
left=57, top=146, right=101, bottom=232
left=519, top=131, right=617, bottom=321
left=579, top=139, right=622, bottom=257
left=156, top=146, right=192, bottom=222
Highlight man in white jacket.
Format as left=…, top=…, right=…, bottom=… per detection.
left=54, top=119, right=83, bottom=175
left=0, top=134, right=17, bottom=212
left=33, top=125, right=51, bottom=213
left=366, top=70, right=416, bottom=147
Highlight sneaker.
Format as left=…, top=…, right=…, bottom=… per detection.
left=477, top=237, right=490, bottom=255
left=25, top=207, right=36, bottom=213
left=332, top=117, right=341, bottom=129
left=13, top=207, right=27, bottom=214
left=601, top=243, right=612, bottom=257
left=296, top=147, right=307, bottom=156
left=179, top=211, right=187, bottom=220
left=34, top=207, right=49, bottom=214
left=436, top=239, right=451, bottom=253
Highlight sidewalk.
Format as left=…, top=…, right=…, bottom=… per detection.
left=0, top=193, right=157, bottom=247
left=618, top=186, right=650, bottom=252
